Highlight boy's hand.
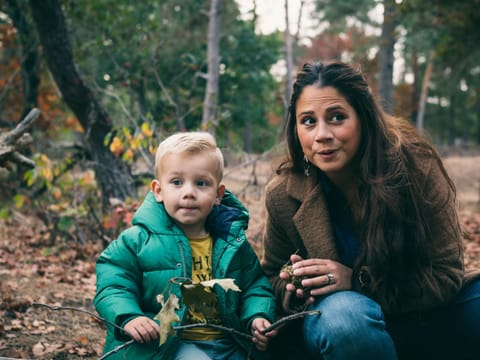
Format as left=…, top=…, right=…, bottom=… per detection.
left=124, top=316, right=161, bottom=343
left=251, top=317, right=278, bottom=351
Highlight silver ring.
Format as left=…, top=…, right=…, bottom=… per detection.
left=326, top=273, right=335, bottom=285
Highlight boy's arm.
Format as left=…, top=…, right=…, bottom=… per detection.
left=237, top=241, right=277, bottom=330
left=94, top=226, right=146, bottom=339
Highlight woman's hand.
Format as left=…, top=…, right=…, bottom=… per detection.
left=251, top=317, right=277, bottom=351
left=124, top=316, right=161, bottom=343
left=280, top=254, right=352, bottom=304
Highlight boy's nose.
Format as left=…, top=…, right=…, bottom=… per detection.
left=182, top=183, right=196, bottom=197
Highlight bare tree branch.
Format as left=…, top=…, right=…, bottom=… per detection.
left=0, top=108, right=40, bottom=168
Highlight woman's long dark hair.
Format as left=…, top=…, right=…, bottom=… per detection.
left=281, top=61, right=461, bottom=312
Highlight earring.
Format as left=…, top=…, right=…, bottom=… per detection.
left=303, top=155, right=311, bottom=176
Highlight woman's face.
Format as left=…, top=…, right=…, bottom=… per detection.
left=295, top=85, right=362, bottom=183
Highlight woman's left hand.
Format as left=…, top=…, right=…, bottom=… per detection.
left=292, top=257, right=352, bottom=304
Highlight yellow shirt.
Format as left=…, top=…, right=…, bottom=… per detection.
left=181, top=234, right=224, bottom=340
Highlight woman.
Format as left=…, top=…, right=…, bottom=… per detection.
left=261, top=61, right=480, bottom=359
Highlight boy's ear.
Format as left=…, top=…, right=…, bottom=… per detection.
left=151, top=179, right=163, bottom=202
left=215, top=184, right=225, bottom=205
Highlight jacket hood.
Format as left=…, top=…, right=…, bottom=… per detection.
left=132, top=190, right=249, bottom=239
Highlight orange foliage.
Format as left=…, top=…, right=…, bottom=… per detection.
left=0, top=23, right=68, bottom=133
left=109, top=137, right=124, bottom=156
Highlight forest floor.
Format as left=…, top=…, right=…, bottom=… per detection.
left=1, top=152, right=480, bottom=359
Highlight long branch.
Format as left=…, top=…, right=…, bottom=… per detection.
left=33, top=303, right=320, bottom=360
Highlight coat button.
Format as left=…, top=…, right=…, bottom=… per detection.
left=236, top=237, right=241, bottom=242
left=176, top=263, right=182, bottom=268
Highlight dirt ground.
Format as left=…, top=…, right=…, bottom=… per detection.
left=1, top=153, right=479, bottom=359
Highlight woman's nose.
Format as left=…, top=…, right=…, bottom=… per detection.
left=314, top=121, right=333, bottom=142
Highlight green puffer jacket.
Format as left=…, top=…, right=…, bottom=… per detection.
left=94, top=190, right=276, bottom=359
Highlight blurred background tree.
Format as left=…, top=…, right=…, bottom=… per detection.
left=0, top=0, right=478, bottom=243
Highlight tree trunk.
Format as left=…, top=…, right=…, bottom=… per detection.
left=28, top=0, right=135, bottom=206
left=6, top=0, right=39, bottom=121
left=477, top=98, right=480, bottom=145
left=378, top=0, right=397, bottom=114
left=411, top=47, right=419, bottom=125
left=284, top=0, right=293, bottom=116
left=201, top=0, right=221, bottom=135
left=416, top=51, right=434, bottom=133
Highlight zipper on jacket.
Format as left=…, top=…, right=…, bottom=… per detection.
left=213, top=238, right=235, bottom=277
left=176, top=239, right=187, bottom=278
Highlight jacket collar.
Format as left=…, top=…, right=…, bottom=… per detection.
left=132, top=190, right=249, bottom=240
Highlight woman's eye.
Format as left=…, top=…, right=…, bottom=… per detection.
left=331, top=113, right=346, bottom=122
left=301, top=116, right=316, bottom=126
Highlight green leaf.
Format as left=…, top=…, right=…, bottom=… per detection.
left=57, top=216, right=74, bottom=232
left=13, top=194, right=24, bottom=208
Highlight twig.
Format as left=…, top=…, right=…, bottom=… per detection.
left=31, top=302, right=129, bottom=337
left=33, top=302, right=136, bottom=360
left=261, top=309, right=321, bottom=334
left=99, top=339, right=135, bottom=360
left=173, top=323, right=252, bottom=341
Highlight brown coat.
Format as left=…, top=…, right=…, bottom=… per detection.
left=261, top=157, right=478, bottom=317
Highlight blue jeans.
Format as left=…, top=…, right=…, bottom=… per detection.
left=302, top=279, right=480, bottom=360
left=387, top=278, right=480, bottom=359
left=174, top=337, right=247, bottom=360
left=303, top=290, right=397, bottom=359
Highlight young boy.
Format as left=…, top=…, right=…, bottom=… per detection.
left=94, top=132, right=277, bottom=359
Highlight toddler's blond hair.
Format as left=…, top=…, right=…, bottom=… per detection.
left=154, top=132, right=224, bottom=181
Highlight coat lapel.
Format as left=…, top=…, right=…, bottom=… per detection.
left=287, top=172, right=340, bottom=261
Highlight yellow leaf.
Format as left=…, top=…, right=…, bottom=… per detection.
left=41, top=167, right=53, bottom=182
left=109, top=137, right=123, bottom=156
left=123, top=148, right=134, bottom=161
left=141, top=122, right=153, bottom=137
left=122, top=127, right=132, bottom=140
left=130, top=137, right=141, bottom=150
left=13, top=194, right=24, bottom=208
left=40, top=154, right=49, bottom=164
left=154, top=294, right=180, bottom=346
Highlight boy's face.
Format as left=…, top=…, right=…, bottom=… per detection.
left=151, top=151, right=225, bottom=238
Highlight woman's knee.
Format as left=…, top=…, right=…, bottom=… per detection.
left=303, top=291, right=396, bottom=359
left=305, top=291, right=385, bottom=336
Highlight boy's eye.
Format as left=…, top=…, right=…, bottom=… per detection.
left=196, top=180, right=207, bottom=187
left=172, top=179, right=182, bottom=186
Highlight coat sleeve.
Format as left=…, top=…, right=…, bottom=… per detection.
left=403, top=158, right=464, bottom=311
left=261, top=177, right=306, bottom=314
left=94, top=226, right=147, bottom=339
left=236, top=240, right=277, bottom=329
